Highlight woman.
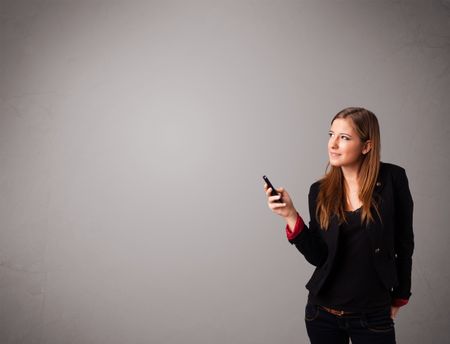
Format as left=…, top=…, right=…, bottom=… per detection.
left=264, top=107, right=414, bottom=344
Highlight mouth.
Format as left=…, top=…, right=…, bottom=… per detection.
left=329, top=152, right=341, bottom=157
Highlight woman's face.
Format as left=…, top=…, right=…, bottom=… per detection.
left=328, top=118, right=370, bottom=168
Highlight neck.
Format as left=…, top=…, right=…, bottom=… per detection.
left=341, top=161, right=362, bottom=185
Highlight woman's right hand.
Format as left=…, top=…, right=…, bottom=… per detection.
left=264, top=183, right=297, bottom=219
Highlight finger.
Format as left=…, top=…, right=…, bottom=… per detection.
left=270, top=202, right=286, bottom=209
left=390, top=308, right=396, bottom=319
left=268, top=194, right=282, bottom=202
left=265, top=187, right=272, bottom=196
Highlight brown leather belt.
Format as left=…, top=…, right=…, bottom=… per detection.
left=319, top=305, right=355, bottom=317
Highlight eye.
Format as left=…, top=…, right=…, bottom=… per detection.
left=341, top=135, right=349, bottom=140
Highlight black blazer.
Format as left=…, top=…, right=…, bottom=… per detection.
left=289, top=162, right=414, bottom=301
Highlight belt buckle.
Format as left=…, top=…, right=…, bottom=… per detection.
left=323, top=306, right=345, bottom=316
left=335, top=309, right=345, bottom=316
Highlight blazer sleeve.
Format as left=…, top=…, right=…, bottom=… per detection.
left=288, top=184, right=328, bottom=267
left=391, top=167, right=414, bottom=300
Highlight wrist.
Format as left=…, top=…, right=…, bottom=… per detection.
left=285, top=211, right=304, bottom=238
left=285, top=209, right=298, bottom=223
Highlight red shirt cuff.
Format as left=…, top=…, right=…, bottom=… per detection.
left=286, top=213, right=305, bottom=240
left=391, top=298, right=409, bottom=307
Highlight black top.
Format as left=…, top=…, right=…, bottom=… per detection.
left=308, top=207, right=391, bottom=312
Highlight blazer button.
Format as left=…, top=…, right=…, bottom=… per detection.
left=376, top=182, right=381, bottom=187
left=374, top=248, right=380, bottom=254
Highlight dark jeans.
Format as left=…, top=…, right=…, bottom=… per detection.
left=304, top=303, right=396, bottom=344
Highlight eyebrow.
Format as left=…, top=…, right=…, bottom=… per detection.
left=329, top=130, right=352, bottom=138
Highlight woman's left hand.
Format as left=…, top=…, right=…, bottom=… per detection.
left=390, top=306, right=400, bottom=319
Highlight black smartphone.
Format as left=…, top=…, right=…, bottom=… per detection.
left=262, top=175, right=283, bottom=203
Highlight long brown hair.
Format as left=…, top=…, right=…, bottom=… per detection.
left=316, top=107, right=381, bottom=230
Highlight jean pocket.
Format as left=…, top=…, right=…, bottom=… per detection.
left=361, top=308, right=394, bottom=333
left=305, top=303, right=319, bottom=322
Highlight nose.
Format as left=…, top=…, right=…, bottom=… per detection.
left=330, top=136, right=339, bottom=149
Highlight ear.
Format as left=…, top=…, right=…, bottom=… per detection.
left=362, top=140, right=372, bottom=155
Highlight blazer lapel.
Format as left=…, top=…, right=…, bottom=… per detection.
left=374, top=179, right=385, bottom=195
left=366, top=171, right=386, bottom=248
left=374, top=163, right=386, bottom=195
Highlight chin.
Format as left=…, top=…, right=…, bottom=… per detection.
left=329, top=158, right=342, bottom=167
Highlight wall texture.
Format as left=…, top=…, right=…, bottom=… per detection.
left=1, top=1, right=449, bottom=343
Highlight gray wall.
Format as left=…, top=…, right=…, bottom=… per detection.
left=1, top=1, right=449, bottom=343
